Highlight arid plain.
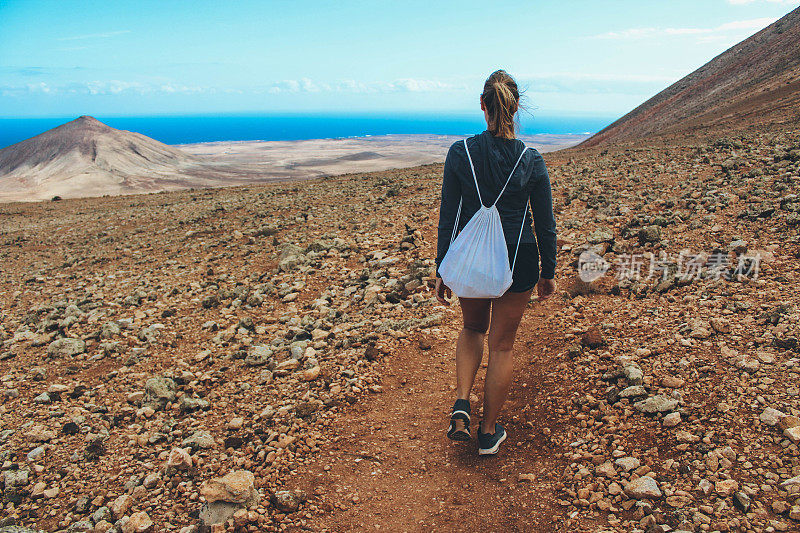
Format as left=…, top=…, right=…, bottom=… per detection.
left=1, top=6, right=800, bottom=533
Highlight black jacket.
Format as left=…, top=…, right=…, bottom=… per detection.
left=435, top=130, right=557, bottom=280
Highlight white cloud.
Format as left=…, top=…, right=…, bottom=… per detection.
left=337, top=79, right=369, bottom=92
left=26, top=82, right=53, bottom=94
left=387, top=78, right=451, bottom=92
left=269, top=79, right=300, bottom=93
left=86, top=80, right=149, bottom=95
left=0, top=79, right=211, bottom=97
left=1, top=72, right=670, bottom=101
left=266, top=77, right=460, bottom=94
left=592, top=17, right=777, bottom=40
left=160, top=83, right=206, bottom=94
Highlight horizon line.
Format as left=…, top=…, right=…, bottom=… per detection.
left=0, top=110, right=621, bottom=120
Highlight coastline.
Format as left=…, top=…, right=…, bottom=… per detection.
left=174, top=132, right=590, bottom=182
left=0, top=132, right=589, bottom=203
left=174, top=132, right=590, bottom=152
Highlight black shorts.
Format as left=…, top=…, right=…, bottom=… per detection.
left=508, top=242, right=540, bottom=293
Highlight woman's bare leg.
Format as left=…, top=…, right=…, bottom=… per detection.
left=481, top=289, right=532, bottom=434
left=456, top=297, right=491, bottom=400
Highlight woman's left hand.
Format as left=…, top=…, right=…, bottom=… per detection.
left=435, top=277, right=452, bottom=305
left=537, top=277, right=555, bottom=300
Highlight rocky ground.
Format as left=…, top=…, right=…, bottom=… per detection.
left=1, top=125, right=799, bottom=532
left=533, top=126, right=800, bottom=532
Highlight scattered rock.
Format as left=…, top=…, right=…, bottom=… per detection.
left=244, top=345, right=273, bottom=367
left=660, top=375, right=685, bottom=388
left=46, top=338, right=85, bottom=357
left=182, top=430, right=215, bottom=451
left=165, top=447, right=193, bottom=475
left=581, top=326, right=605, bottom=349
left=634, top=395, right=678, bottom=414
left=623, top=364, right=643, bottom=385
left=715, top=479, right=739, bottom=497
left=619, top=385, right=648, bottom=399
left=3, top=469, right=30, bottom=503
left=710, top=317, right=730, bottom=333
left=126, top=511, right=153, bottom=533
left=179, top=394, right=209, bottom=413
left=596, top=461, right=616, bottom=478
left=638, top=225, right=661, bottom=244
left=110, top=494, right=133, bottom=519
left=615, top=457, right=641, bottom=473
left=142, top=376, right=177, bottom=410
left=761, top=407, right=787, bottom=426
left=199, top=470, right=259, bottom=528
left=733, top=491, right=751, bottom=512
left=200, top=470, right=259, bottom=506
left=662, top=412, right=681, bottom=427
left=270, top=489, right=306, bottom=513
left=624, top=476, right=662, bottom=499
left=784, top=426, right=800, bottom=443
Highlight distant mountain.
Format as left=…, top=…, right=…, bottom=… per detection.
left=581, top=6, right=800, bottom=147
left=0, top=116, right=204, bottom=201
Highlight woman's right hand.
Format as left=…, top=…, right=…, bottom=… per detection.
left=537, top=278, right=555, bottom=300
left=435, top=277, right=452, bottom=306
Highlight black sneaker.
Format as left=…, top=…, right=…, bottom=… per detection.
left=446, top=399, right=471, bottom=441
left=477, top=423, right=507, bottom=455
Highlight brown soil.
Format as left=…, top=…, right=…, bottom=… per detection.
left=2, top=124, right=800, bottom=533
left=291, top=300, right=590, bottom=533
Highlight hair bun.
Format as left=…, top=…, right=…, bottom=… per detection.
left=483, top=70, right=521, bottom=139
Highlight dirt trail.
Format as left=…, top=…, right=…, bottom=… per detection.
left=291, top=297, right=598, bottom=532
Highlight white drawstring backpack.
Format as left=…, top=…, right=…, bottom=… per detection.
left=438, top=139, right=530, bottom=298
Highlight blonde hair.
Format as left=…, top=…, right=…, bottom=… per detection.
left=481, top=70, right=521, bottom=139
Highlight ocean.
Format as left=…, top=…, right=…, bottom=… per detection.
left=0, top=113, right=614, bottom=149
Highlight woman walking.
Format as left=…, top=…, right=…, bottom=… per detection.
left=435, top=70, right=557, bottom=455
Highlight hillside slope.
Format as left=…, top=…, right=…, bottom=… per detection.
left=0, top=116, right=204, bottom=201
left=582, top=6, right=800, bottom=147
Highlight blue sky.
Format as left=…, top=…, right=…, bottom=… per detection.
left=1, top=0, right=798, bottom=118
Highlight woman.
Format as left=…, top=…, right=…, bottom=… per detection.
left=435, top=69, right=557, bottom=455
